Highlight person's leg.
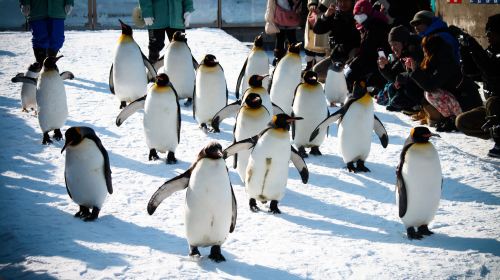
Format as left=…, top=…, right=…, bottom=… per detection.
left=455, top=106, right=489, bottom=139
left=30, top=19, right=50, bottom=64
left=148, top=28, right=166, bottom=64
left=47, top=18, right=65, bottom=56
left=273, top=31, right=287, bottom=66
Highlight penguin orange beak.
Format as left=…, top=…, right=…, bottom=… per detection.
left=286, top=117, right=303, bottom=123
left=431, top=133, right=441, bottom=138
left=61, top=141, right=72, bottom=153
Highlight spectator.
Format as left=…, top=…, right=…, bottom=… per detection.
left=139, top=0, right=194, bottom=65
left=19, top=0, right=74, bottom=70
left=454, top=14, right=500, bottom=157
left=303, top=0, right=334, bottom=71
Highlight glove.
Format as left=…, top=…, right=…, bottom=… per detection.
left=65, top=5, right=73, bottom=16
left=21, top=5, right=30, bottom=17
left=184, top=12, right=191, bottom=28
left=144, top=17, right=154, bottom=26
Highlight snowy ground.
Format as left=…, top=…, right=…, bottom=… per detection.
left=0, top=28, right=499, bottom=279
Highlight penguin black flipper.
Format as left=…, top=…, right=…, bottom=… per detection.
left=229, top=181, right=237, bottom=233
left=64, top=174, right=73, bottom=199
left=309, top=105, right=347, bottom=142
left=171, top=84, right=182, bottom=143
left=116, top=96, right=146, bottom=126
left=290, top=146, right=309, bottom=184
left=235, top=58, right=248, bottom=99
left=141, top=52, right=157, bottom=83
left=211, top=100, right=242, bottom=132
left=109, top=64, right=115, bottom=94
left=60, top=71, right=75, bottom=80
left=231, top=109, right=242, bottom=169
left=272, top=102, right=285, bottom=115
left=223, top=135, right=259, bottom=159
left=396, top=141, right=413, bottom=218
left=291, top=111, right=296, bottom=140
left=268, top=68, right=275, bottom=93
left=147, top=170, right=191, bottom=215
left=87, top=133, right=113, bottom=194
left=373, top=115, right=389, bottom=148
left=191, top=55, right=199, bottom=69
left=312, top=57, right=332, bottom=83
left=11, top=76, right=37, bottom=85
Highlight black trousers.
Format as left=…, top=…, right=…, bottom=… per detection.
left=148, top=27, right=185, bottom=62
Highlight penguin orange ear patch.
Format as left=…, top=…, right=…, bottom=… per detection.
left=75, top=127, right=81, bottom=135
left=272, top=115, right=277, bottom=123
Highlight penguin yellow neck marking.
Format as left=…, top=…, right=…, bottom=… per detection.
left=152, top=84, right=171, bottom=93
left=286, top=53, right=301, bottom=58
left=252, top=46, right=264, bottom=51
left=199, top=65, right=219, bottom=73
left=118, top=34, right=134, bottom=43
left=412, top=142, right=432, bottom=149
left=357, top=93, right=373, bottom=106
left=302, top=83, right=319, bottom=90
left=271, top=127, right=289, bottom=137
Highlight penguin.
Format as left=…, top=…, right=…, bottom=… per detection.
left=292, top=71, right=329, bottom=157
left=11, top=63, right=74, bottom=113
left=396, top=126, right=441, bottom=240
left=61, top=126, right=112, bottom=221
left=210, top=74, right=283, bottom=132
left=323, top=61, right=348, bottom=107
left=309, top=81, right=389, bottom=172
left=116, top=74, right=180, bottom=164
left=109, top=19, right=156, bottom=109
left=269, top=43, right=303, bottom=115
left=235, top=34, right=270, bottom=99
left=193, top=54, right=228, bottom=132
left=159, top=31, right=198, bottom=106
left=224, top=114, right=309, bottom=214
left=147, top=142, right=237, bottom=262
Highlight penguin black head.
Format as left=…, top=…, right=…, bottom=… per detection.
left=288, top=42, right=302, bottom=55
left=43, top=55, right=62, bottom=71
left=331, top=62, right=344, bottom=72
left=155, top=73, right=170, bottom=87
left=119, top=19, right=133, bottom=36
left=410, top=126, right=440, bottom=143
left=201, top=54, right=219, bottom=67
left=61, top=126, right=96, bottom=153
left=248, top=74, right=267, bottom=88
left=253, top=33, right=264, bottom=48
left=198, top=141, right=224, bottom=160
left=351, top=81, right=368, bottom=99
left=302, top=70, right=319, bottom=85
left=270, top=113, right=303, bottom=130
left=172, top=31, right=187, bottom=42
left=244, top=93, right=262, bottom=109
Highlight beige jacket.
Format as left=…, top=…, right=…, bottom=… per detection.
left=265, top=0, right=279, bottom=34
left=304, top=0, right=334, bottom=53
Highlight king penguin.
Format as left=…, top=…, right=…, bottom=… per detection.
left=147, top=142, right=237, bottom=262
left=292, top=71, right=329, bottom=157
left=396, top=126, right=442, bottom=240
left=269, top=43, right=303, bottom=115
left=159, top=31, right=198, bottom=106
left=109, top=20, right=156, bottom=109
left=35, top=56, right=68, bottom=144
left=323, top=61, right=349, bottom=107
left=235, top=34, right=270, bottom=99
left=224, top=114, right=309, bottom=214
left=116, top=74, right=181, bottom=164
left=310, top=81, right=389, bottom=172
left=61, top=127, right=112, bottom=221
left=194, top=54, right=228, bottom=132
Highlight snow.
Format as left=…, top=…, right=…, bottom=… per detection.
left=1, top=28, right=499, bottom=279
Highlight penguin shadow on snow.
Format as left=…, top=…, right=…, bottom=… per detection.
left=441, top=177, right=500, bottom=206
left=66, top=119, right=120, bottom=139
left=0, top=50, right=17, bottom=57
left=62, top=77, right=110, bottom=94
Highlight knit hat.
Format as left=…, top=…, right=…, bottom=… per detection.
left=410, top=10, right=434, bottom=26
left=388, top=25, right=410, bottom=43
left=486, top=14, right=500, bottom=33
left=353, top=0, right=372, bottom=15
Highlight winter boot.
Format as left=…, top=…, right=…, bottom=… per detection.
left=33, top=48, right=47, bottom=64
left=488, top=125, right=500, bottom=158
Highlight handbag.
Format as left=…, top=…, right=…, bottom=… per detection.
left=274, top=2, right=301, bottom=27
left=265, top=22, right=280, bottom=35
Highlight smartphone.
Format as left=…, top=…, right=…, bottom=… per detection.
left=377, top=48, right=386, bottom=58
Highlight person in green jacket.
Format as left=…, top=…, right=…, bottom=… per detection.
left=19, top=0, right=74, bottom=69
left=138, top=0, right=195, bottom=64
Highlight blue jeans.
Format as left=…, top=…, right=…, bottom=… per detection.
left=30, top=18, right=65, bottom=52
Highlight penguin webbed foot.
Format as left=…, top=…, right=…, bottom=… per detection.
left=209, top=126, right=220, bottom=133
left=184, top=98, right=192, bottom=107
left=189, top=246, right=201, bottom=257
left=166, top=151, right=177, bottom=164
left=297, top=146, right=308, bottom=158
left=42, top=132, right=52, bottom=145
left=417, top=225, right=434, bottom=236
left=83, top=207, right=100, bottom=222
left=200, top=123, right=209, bottom=132
left=149, top=149, right=160, bottom=161
left=309, top=146, right=322, bottom=156
left=208, top=245, right=226, bottom=263
left=269, top=200, right=281, bottom=214
left=53, top=129, right=63, bottom=141
left=249, top=198, right=260, bottom=212
left=355, top=160, right=370, bottom=173
left=74, top=205, right=91, bottom=218
left=119, top=101, right=127, bottom=109
left=346, top=162, right=356, bottom=172
left=407, top=227, right=423, bottom=240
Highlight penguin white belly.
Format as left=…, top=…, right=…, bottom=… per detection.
left=113, top=43, right=148, bottom=102
left=245, top=130, right=291, bottom=201
left=324, top=70, right=348, bottom=104
left=243, top=51, right=270, bottom=91
left=293, top=89, right=328, bottom=147
left=36, top=71, right=68, bottom=132
left=338, top=101, right=374, bottom=163
left=143, top=92, right=178, bottom=153
left=21, top=70, right=38, bottom=111
left=195, top=70, right=227, bottom=124
left=234, top=108, right=271, bottom=181
left=270, top=56, right=302, bottom=114
left=164, top=45, right=195, bottom=99
left=65, top=139, right=108, bottom=208
left=185, top=159, right=232, bottom=247
left=400, top=144, right=442, bottom=227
